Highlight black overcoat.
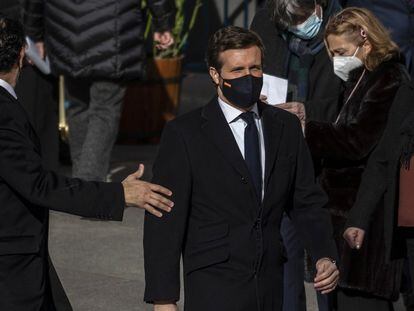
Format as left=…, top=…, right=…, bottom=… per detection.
left=347, top=81, right=414, bottom=261
left=306, top=57, right=410, bottom=299
left=144, top=99, right=338, bottom=311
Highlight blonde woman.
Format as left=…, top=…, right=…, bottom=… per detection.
left=283, top=7, right=410, bottom=310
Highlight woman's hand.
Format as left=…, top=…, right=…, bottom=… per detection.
left=278, top=102, right=306, bottom=131
left=343, top=227, right=365, bottom=249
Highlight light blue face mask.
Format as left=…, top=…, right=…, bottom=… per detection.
left=289, top=6, right=323, bottom=40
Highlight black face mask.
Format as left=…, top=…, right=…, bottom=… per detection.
left=220, top=74, right=263, bottom=109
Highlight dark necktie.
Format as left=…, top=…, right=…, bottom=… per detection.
left=240, top=111, right=262, bottom=201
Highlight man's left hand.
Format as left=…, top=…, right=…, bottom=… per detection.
left=314, top=258, right=339, bottom=294
left=153, top=31, right=174, bottom=50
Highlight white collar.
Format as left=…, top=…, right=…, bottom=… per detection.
left=0, top=79, right=17, bottom=100
left=218, top=96, right=259, bottom=124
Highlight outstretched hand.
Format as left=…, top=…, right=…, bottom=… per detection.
left=122, top=164, right=173, bottom=217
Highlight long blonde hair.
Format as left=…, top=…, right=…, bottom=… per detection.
left=324, top=7, right=399, bottom=71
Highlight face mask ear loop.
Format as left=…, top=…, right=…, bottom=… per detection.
left=335, top=68, right=366, bottom=124
left=352, top=46, right=360, bottom=58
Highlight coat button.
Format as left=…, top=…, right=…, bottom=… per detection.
left=241, top=176, right=248, bottom=184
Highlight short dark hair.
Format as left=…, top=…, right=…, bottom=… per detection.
left=268, top=0, right=321, bottom=29
left=206, top=26, right=264, bottom=71
left=0, top=14, right=25, bottom=73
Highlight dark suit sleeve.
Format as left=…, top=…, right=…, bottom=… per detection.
left=305, top=68, right=404, bottom=161
left=147, top=0, right=175, bottom=32
left=0, top=103, right=124, bottom=221
left=144, top=121, right=192, bottom=303
left=347, top=83, right=414, bottom=230
left=288, top=118, right=338, bottom=263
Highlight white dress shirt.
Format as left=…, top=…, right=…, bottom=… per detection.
left=0, top=78, right=17, bottom=100
left=218, top=97, right=266, bottom=199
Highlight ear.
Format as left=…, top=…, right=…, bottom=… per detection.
left=362, top=39, right=372, bottom=57
left=209, top=67, right=220, bottom=86
left=316, top=4, right=323, bottom=18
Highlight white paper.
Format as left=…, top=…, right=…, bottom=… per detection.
left=261, top=73, right=288, bottom=105
left=25, top=37, right=51, bottom=75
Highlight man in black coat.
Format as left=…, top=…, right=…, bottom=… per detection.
left=143, top=26, right=339, bottom=311
left=0, top=16, right=174, bottom=311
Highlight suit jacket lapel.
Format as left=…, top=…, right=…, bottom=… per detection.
left=201, top=98, right=258, bottom=199
left=260, top=102, right=285, bottom=195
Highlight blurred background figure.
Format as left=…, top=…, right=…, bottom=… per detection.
left=302, top=7, right=410, bottom=311
left=344, top=0, right=414, bottom=78
left=23, top=0, right=175, bottom=182
left=250, top=1, right=342, bottom=310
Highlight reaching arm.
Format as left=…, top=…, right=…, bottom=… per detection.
left=0, top=103, right=124, bottom=220
left=306, top=68, right=406, bottom=161
left=0, top=101, right=174, bottom=219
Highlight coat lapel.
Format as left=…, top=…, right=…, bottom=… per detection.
left=201, top=98, right=258, bottom=200
left=260, top=102, right=285, bottom=195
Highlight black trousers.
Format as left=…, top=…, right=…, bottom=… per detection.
left=336, top=289, right=394, bottom=311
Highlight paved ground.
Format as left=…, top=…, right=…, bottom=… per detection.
left=49, top=72, right=405, bottom=310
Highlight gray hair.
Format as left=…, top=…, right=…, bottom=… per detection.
left=267, top=0, right=320, bottom=29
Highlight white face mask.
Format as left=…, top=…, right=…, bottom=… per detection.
left=333, top=46, right=364, bottom=81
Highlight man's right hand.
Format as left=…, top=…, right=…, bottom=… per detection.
left=122, top=164, right=173, bottom=217
left=154, top=303, right=178, bottom=311
left=343, top=227, right=365, bottom=249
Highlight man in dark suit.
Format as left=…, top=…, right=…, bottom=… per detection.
left=0, top=15, right=174, bottom=311
left=144, top=26, right=339, bottom=311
